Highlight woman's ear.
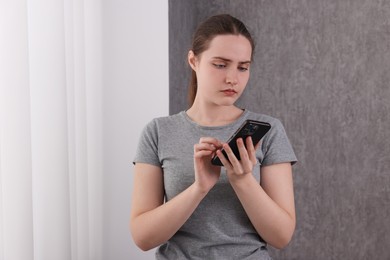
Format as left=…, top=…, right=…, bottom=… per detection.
left=188, top=50, right=197, bottom=70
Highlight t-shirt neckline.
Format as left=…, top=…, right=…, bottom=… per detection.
left=180, top=109, right=249, bottom=130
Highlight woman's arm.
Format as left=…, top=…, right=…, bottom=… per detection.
left=217, top=137, right=296, bottom=249
left=130, top=138, right=221, bottom=251
left=130, top=163, right=207, bottom=251
left=229, top=163, right=296, bottom=249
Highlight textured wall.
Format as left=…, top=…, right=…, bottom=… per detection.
left=169, top=0, right=390, bottom=259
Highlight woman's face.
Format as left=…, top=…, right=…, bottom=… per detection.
left=189, top=34, right=252, bottom=107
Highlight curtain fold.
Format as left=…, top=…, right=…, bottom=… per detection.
left=0, top=0, right=103, bottom=259
left=0, top=1, right=34, bottom=260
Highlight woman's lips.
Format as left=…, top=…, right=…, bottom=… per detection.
left=221, top=89, right=237, bottom=96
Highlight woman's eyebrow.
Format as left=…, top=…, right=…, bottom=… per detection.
left=212, top=56, right=251, bottom=64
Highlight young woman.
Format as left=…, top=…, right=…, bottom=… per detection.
left=131, top=14, right=297, bottom=259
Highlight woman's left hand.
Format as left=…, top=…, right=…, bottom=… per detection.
left=216, top=136, right=259, bottom=182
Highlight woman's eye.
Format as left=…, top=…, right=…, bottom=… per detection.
left=238, top=67, right=249, bottom=72
left=213, top=63, right=226, bottom=69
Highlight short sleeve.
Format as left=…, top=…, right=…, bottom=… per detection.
left=261, top=119, right=297, bottom=166
left=133, top=119, right=161, bottom=167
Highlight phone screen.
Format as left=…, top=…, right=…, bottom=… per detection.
left=211, top=120, right=271, bottom=166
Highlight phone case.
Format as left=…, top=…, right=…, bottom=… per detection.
left=211, top=120, right=271, bottom=166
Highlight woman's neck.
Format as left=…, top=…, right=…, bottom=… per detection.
left=186, top=105, right=244, bottom=127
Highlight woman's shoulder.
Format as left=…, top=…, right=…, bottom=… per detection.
left=143, top=111, right=187, bottom=130
left=149, top=111, right=185, bottom=124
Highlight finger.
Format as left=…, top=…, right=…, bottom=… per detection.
left=237, top=138, right=254, bottom=173
left=216, top=150, right=232, bottom=169
left=194, top=143, right=218, bottom=152
left=222, top=142, right=245, bottom=174
left=245, top=136, right=255, bottom=151
left=194, top=150, right=214, bottom=159
left=237, top=138, right=250, bottom=162
left=199, top=137, right=222, bottom=148
left=245, top=137, right=258, bottom=165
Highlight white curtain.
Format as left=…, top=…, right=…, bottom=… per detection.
left=0, top=0, right=103, bottom=259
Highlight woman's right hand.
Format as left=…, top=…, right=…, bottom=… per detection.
left=193, top=137, right=222, bottom=194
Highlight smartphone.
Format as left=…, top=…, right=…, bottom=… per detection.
left=211, top=120, right=271, bottom=166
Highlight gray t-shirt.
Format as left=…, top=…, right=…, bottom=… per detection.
left=133, top=110, right=297, bottom=260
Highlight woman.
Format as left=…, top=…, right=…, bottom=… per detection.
left=131, top=14, right=297, bottom=259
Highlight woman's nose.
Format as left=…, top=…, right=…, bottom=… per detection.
left=225, top=69, right=238, bottom=86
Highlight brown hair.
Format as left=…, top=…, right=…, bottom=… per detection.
left=187, top=14, right=255, bottom=107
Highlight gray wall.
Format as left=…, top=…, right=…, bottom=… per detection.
left=169, top=0, right=390, bottom=259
